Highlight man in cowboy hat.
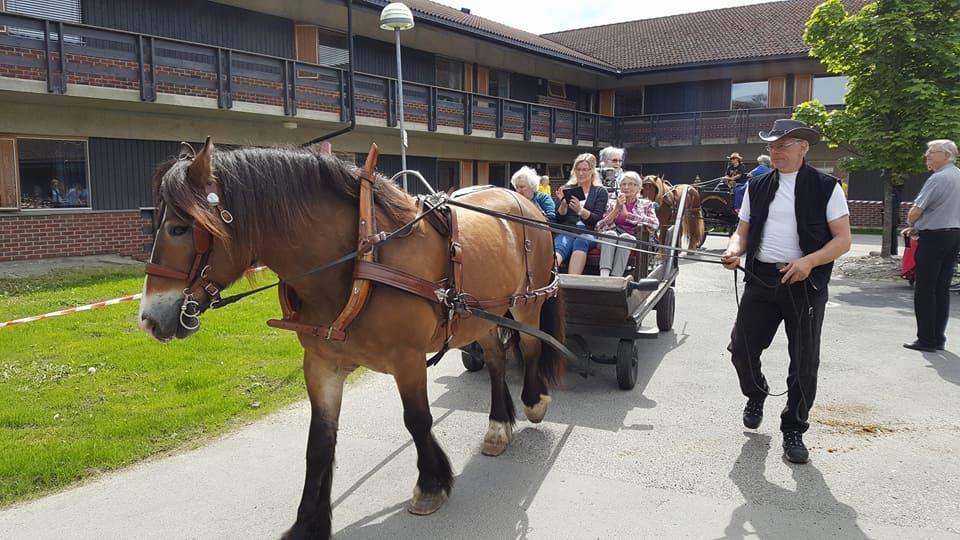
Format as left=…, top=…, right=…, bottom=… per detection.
left=720, top=119, right=852, bottom=464
left=724, top=152, right=747, bottom=189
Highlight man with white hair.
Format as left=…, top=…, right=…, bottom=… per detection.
left=510, top=166, right=556, bottom=221
left=599, top=146, right=625, bottom=195
left=901, top=139, right=960, bottom=352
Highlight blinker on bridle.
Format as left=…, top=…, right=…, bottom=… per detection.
left=144, top=140, right=234, bottom=330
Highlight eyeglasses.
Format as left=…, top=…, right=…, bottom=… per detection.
left=925, top=149, right=946, bottom=157
left=765, top=140, right=803, bottom=152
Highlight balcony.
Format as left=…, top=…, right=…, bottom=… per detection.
left=618, top=108, right=796, bottom=148
left=0, top=12, right=615, bottom=147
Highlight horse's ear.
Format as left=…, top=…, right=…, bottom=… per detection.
left=187, top=137, right=216, bottom=189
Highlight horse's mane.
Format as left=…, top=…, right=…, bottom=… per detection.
left=152, top=146, right=418, bottom=252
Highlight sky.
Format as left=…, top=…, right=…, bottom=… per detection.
left=429, top=0, right=780, bottom=35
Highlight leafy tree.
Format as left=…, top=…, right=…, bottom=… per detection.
left=794, top=0, right=960, bottom=256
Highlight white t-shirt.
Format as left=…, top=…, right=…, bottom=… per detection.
left=739, top=171, right=849, bottom=263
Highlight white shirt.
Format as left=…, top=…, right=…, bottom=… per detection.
left=739, top=171, right=849, bottom=263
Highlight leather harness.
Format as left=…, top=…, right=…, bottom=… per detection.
left=148, top=142, right=559, bottom=346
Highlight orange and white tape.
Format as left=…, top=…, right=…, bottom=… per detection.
left=0, top=266, right=269, bottom=330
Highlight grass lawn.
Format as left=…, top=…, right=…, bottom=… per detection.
left=0, top=265, right=347, bottom=506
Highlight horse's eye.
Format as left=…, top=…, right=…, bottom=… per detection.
left=168, top=225, right=189, bottom=237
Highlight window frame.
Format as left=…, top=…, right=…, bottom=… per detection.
left=730, top=80, right=769, bottom=110
left=547, top=80, right=567, bottom=99
left=435, top=57, right=464, bottom=91
left=812, top=75, right=848, bottom=106
left=8, top=134, right=93, bottom=213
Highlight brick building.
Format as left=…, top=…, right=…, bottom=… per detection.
left=0, top=0, right=916, bottom=261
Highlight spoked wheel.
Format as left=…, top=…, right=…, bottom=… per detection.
left=461, top=342, right=485, bottom=372
left=656, top=287, right=676, bottom=331
left=615, top=339, right=639, bottom=390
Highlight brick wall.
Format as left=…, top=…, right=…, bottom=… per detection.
left=847, top=200, right=913, bottom=228
left=0, top=211, right=151, bottom=262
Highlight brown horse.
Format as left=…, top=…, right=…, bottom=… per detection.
left=138, top=140, right=565, bottom=538
left=641, top=175, right=705, bottom=249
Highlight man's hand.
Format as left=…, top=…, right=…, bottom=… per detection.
left=720, top=248, right=742, bottom=270
left=780, top=256, right=813, bottom=284
left=900, top=226, right=916, bottom=238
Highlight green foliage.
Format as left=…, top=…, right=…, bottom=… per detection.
left=796, top=0, right=960, bottom=184
left=0, top=267, right=324, bottom=505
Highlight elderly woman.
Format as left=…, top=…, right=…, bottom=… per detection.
left=596, top=171, right=659, bottom=277
left=748, top=154, right=772, bottom=178
left=538, top=175, right=552, bottom=195
left=554, top=153, right=608, bottom=274
left=510, top=166, right=556, bottom=221
left=599, top=146, right=625, bottom=193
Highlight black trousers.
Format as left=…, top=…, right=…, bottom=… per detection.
left=729, top=262, right=828, bottom=433
left=914, top=229, right=960, bottom=347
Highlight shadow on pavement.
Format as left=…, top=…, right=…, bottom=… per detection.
left=430, top=325, right=686, bottom=433
left=922, top=349, right=960, bottom=387
left=336, top=424, right=574, bottom=540
left=723, top=432, right=870, bottom=540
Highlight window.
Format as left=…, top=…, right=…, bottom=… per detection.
left=547, top=80, right=566, bottom=99
left=436, top=160, right=461, bottom=192
left=318, top=29, right=350, bottom=69
left=436, top=58, right=463, bottom=90
left=731, top=81, right=768, bottom=109
left=5, top=0, right=82, bottom=40
left=488, top=162, right=508, bottom=188
left=17, top=138, right=90, bottom=209
left=813, top=75, right=848, bottom=105
left=488, top=69, right=510, bottom=98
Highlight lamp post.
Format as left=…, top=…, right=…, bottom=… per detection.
left=379, top=2, right=415, bottom=191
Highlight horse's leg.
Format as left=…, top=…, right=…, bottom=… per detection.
left=476, top=330, right=516, bottom=456
left=516, top=330, right=552, bottom=423
left=282, top=349, right=348, bottom=540
left=394, top=360, right=453, bottom=515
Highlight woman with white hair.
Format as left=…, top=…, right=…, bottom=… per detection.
left=595, top=171, right=659, bottom=277
left=901, top=139, right=960, bottom=352
left=510, top=166, right=556, bottom=221
left=748, top=154, right=772, bottom=178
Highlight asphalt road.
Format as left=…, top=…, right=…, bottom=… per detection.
left=2, top=235, right=959, bottom=539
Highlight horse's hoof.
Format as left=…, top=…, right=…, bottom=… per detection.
left=523, top=394, right=552, bottom=424
left=408, top=485, right=447, bottom=515
left=481, top=420, right=512, bottom=456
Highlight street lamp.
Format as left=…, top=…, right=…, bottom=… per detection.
left=380, top=2, right=415, bottom=191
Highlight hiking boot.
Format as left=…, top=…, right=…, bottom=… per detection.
left=742, top=397, right=765, bottom=429
left=782, top=431, right=809, bottom=464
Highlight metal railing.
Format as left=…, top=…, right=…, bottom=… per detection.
left=0, top=12, right=615, bottom=146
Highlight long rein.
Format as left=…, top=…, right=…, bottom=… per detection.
left=213, top=193, right=777, bottom=311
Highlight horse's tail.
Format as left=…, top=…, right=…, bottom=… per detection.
left=682, top=187, right=705, bottom=250
left=538, top=290, right=567, bottom=386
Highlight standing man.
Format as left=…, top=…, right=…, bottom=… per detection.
left=901, top=139, right=960, bottom=352
left=720, top=119, right=851, bottom=464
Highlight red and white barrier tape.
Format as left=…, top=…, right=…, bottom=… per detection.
left=0, top=266, right=268, bottom=330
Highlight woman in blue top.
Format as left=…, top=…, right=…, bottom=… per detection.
left=510, top=166, right=556, bottom=221
left=553, top=153, right=608, bottom=275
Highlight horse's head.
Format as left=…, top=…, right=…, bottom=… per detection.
left=138, top=138, right=250, bottom=342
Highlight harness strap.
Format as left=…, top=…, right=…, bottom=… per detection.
left=145, top=263, right=189, bottom=281
left=325, top=143, right=380, bottom=339
left=355, top=261, right=446, bottom=304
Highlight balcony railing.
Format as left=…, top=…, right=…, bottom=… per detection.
left=617, top=108, right=797, bottom=148
left=0, top=12, right=615, bottom=146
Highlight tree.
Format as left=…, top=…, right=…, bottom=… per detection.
left=794, top=0, right=960, bottom=256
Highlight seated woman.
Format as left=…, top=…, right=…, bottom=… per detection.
left=554, top=153, right=608, bottom=275
left=596, top=171, right=659, bottom=277
left=510, top=166, right=556, bottom=221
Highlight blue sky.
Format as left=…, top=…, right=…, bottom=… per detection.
left=430, top=0, right=780, bottom=35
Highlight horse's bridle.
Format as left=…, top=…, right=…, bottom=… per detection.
left=144, top=152, right=234, bottom=330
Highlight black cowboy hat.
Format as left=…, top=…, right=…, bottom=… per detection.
left=759, top=119, right=821, bottom=145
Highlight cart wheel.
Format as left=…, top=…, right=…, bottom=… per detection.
left=616, top=339, right=638, bottom=390
left=656, top=287, right=676, bottom=332
left=461, top=342, right=485, bottom=372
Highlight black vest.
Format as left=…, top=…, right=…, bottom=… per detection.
left=745, top=163, right=839, bottom=285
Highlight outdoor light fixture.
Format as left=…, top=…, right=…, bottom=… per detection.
left=379, top=2, right=415, bottom=191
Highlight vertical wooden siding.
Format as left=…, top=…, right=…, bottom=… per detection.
left=88, top=138, right=179, bottom=211
left=82, top=0, right=295, bottom=58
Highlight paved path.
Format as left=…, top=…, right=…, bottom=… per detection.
left=2, top=235, right=958, bottom=539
